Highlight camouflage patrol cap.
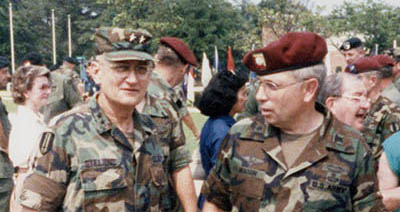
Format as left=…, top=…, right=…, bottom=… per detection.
left=95, top=27, right=153, bottom=61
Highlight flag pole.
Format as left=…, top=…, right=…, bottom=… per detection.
left=9, top=3, right=15, bottom=74
left=52, top=9, right=56, bottom=65
left=68, top=14, right=72, bottom=57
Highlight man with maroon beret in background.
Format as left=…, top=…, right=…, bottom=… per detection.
left=147, top=37, right=198, bottom=211
left=148, top=37, right=201, bottom=140
left=201, top=32, right=384, bottom=212
left=346, top=55, right=400, bottom=159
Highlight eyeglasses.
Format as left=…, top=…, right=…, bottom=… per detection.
left=337, top=94, right=371, bottom=104
left=255, top=79, right=304, bottom=93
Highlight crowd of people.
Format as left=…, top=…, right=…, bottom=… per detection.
left=0, top=26, right=399, bottom=212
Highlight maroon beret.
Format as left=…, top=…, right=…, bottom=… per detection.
left=160, top=37, right=198, bottom=67
left=375, top=54, right=394, bottom=67
left=345, top=55, right=393, bottom=74
left=242, top=32, right=327, bottom=75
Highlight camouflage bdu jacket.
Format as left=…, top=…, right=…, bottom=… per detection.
left=0, top=99, right=13, bottom=212
left=201, top=114, right=384, bottom=212
left=363, top=95, right=400, bottom=159
left=148, top=72, right=188, bottom=119
left=381, top=80, right=400, bottom=106
left=141, top=94, right=191, bottom=211
left=41, top=72, right=83, bottom=123
left=20, top=95, right=171, bottom=211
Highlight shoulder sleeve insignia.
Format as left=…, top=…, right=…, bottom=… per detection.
left=39, top=132, right=55, bottom=155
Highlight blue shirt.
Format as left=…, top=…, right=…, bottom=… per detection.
left=198, top=115, right=235, bottom=209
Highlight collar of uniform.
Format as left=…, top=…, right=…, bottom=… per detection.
left=89, top=94, right=155, bottom=137
left=324, top=113, right=356, bottom=154
left=142, top=93, right=169, bottom=118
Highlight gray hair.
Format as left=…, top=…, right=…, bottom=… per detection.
left=291, top=63, right=327, bottom=97
left=317, top=72, right=360, bottom=105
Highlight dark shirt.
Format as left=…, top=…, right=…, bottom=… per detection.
left=198, top=115, right=235, bottom=209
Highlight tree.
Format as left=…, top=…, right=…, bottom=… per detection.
left=327, top=0, right=400, bottom=53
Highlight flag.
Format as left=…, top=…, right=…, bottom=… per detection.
left=214, top=46, right=220, bottom=73
left=187, top=66, right=195, bottom=103
left=201, top=52, right=212, bottom=87
left=227, top=46, right=235, bottom=72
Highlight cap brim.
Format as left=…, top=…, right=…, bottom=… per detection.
left=104, top=50, right=153, bottom=62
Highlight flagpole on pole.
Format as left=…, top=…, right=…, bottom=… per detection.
left=52, top=9, right=56, bottom=65
left=68, top=14, right=72, bottom=57
left=9, top=3, right=15, bottom=74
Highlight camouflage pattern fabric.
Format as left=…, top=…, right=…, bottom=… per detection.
left=0, top=99, right=13, bottom=212
left=20, top=95, right=171, bottom=211
left=94, top=27, right=153, bottom=61
left=54, top=66, right=81, bottom=90
left=381, top=76, right=400, bottom=106
left=41, top=72, right=83, bottom=124
left=141, top=93, right=191, bottom=211
left=363, top=95, right=400, bottom=159
left=148, top=72, right=187, bottom=119
left=201, top=113, right=384, bottom=212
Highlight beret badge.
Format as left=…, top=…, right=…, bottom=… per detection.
left=343, top=41, right=351, bottom=50
left=253, top=53, right=266, bottom=70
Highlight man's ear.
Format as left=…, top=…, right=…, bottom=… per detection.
left=182, top=64, right=190, bottom=73
left=88, top=61, right=101, bottom=85
left=303, top=78, right=319, bottom=102
left=325, top=96, right=336, bottom=111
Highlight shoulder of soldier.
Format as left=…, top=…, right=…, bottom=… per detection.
left=230, top=114, right=268, bottom=142
left=325, top=115, right=369, bottom=155
left=145, top=93, right=178, bottom=119
left=48, top=102, right=90, bottom=128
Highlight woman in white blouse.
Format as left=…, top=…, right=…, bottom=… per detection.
left=9, top=65, right=51, bottom=211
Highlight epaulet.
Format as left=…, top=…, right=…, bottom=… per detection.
left=325, top=116, right=363, bottom=154
left=230, top=114, right=269, bottom=142
left=49, top=103, right=90, bottom=127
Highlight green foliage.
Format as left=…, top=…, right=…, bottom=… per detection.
left=1, top=0, right=400, bottom=69
left=327, top=0, right=400, bottom=53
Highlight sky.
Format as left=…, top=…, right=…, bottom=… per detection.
left=245, top=0, right=400, bottom=14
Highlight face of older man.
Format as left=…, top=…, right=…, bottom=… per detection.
left=255, top=71, right=307, bottom=129
left=327, top=77, right=370, bottom=131
left=94, top=56, right=153, bottom=108
left=343, top=48, right=364, bottom=65
left=0, top=67, right=11, bottom=90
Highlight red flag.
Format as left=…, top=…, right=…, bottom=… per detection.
left=227, top=46, right=235, bottom=72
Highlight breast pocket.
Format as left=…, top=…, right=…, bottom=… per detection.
left=80, top=165, right=128, bottom=212
left=231, top=172, right=264, bottom=212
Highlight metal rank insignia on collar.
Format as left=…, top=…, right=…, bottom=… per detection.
left=129, top=33, right=137, bottom=42
left=253, top=53, right=266, bottom=70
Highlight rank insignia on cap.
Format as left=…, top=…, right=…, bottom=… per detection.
left=129, top=33, right=137, bottom=42
left=39, top=132, right=54, bottom=155
left=139, top=35, right=146, bottom=44
left=253, top=53, right=266, bottom=69
left=343, top=41, right=351, bottom=50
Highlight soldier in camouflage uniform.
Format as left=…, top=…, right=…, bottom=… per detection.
left=0, top=56, right=13, bottom=212
left=201, top=32, right=384, bottom=211
left=346, top=55, right=400, bottom=159
left=137, top=93, right=196, bottom=212
left=381, top=48, right=400, bottom=105
left=148, top=37, right=201, bottom=140
left=54, top=57, right=82, bottom=93
left=19, top=27, right=176, bottom=211
left=40, top=72, right=83, bottom=123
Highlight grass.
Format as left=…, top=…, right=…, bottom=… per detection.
left=183, top=111, right=208, bottom=154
